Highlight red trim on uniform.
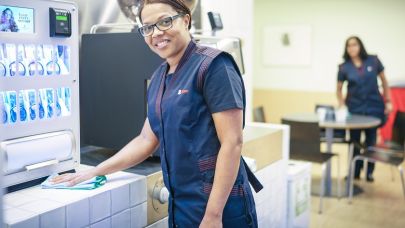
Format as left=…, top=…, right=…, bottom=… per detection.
left=198, top=156, right=217, bottom=172
left=203, top=183, right=244, bottom=196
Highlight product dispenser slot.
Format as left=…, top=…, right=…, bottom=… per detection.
left=25, top=159, right=59, bottom=171
left=1, top=131, right=75, bottom=174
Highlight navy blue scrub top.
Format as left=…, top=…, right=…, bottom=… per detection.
left=338, top=55, right=385, bottom=121
left=147, top=41, right=257, bottom=227
left=163, top=56, right=243, bottom=110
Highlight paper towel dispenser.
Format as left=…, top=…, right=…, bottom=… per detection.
left=1, top=131, right=75, bottom=175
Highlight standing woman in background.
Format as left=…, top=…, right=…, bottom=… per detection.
left=336, top=36, right=392, bottom=181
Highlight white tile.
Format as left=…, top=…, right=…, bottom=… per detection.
left=111, top=185, right=130, bottom=215
left=39, top=207, right=66, bottom=228
left=8, top=216, right=39, bottom=228
left=90, top=217, right=111, bottom=228
left=66, top=198, right=90, bottom=228
left=3, top=207, right=38, bottom=226
left=4, top=192, right=37, bottom=207
left=102, top=171, right=146, bottom=193
left=130, top=202, right=147, bottom=228
left=145, top=217, right=168, bottom=228
left=18, top=199, right=63, bottom=214
left=89, top=191, right=111, bottom=223
left=129, top=178, right=147, bottom=207
left=111, top=209, right=131, bottom=228
left=22, top=186, right=92, bottom=204
left=18, top=199, right=66, bottom=228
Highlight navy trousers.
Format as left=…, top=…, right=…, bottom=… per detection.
left=350, top=128, right=377, bottom=176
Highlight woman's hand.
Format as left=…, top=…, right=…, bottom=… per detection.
left=385, top=101, right=393, bottom=115
left=50, top=169, right=97, bottom=187
left=199, top=214, right=222, bottom=228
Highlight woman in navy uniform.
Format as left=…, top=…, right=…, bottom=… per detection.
left=52, top=0, right=259, bottom=227
left=337, top=36, right=392, bottom=182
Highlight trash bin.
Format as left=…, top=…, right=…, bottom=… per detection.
left=287, top=160, right=312, bottom=228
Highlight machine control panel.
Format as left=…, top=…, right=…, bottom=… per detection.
left=49, top=8, right=71, bottom=37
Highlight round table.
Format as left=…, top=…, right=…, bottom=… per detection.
left=282, top=113, right=381, bottom=196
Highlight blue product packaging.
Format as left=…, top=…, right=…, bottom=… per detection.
left=5, top=91, right=17, bottom=123
left=0, top=92, right=7, bottom=124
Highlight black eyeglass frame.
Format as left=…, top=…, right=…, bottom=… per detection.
left=138, top=14, right=185, bottom=37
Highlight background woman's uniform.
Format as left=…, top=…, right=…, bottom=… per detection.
left=338, top=55, right=386, bottom=177
left=147, top=41, right=258, bottom=227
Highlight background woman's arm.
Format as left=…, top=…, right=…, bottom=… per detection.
left=336, top=81, right=345, bottom=107
left=379, top=71, right=392, bottom=114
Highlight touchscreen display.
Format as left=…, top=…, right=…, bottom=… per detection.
left=0, top=5, right=34, bottom=33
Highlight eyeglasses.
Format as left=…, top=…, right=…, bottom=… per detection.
left=138, top=14, right=185, bottom=37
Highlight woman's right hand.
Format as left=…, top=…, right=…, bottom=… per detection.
left=50, top=168, right=98, bottom=187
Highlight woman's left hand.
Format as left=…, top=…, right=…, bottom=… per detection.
left=385, top=101, right=393, bottom=115
left=199, top=215, right=222, bottom=228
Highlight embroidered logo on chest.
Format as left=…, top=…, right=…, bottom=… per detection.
left=177, top=89, right=189, bottom=95
left=367, top=66, right=373, bottom=72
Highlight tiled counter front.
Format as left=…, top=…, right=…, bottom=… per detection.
left=3, top=166, right=147, bottom=228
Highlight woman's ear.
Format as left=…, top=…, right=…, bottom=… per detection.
left=183, top=14, right=191, bottom=29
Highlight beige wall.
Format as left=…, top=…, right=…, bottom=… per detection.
left=253, top=89, right=338, bottom=123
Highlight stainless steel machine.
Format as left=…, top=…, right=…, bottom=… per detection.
left=0, top=0, right=80, bottom=188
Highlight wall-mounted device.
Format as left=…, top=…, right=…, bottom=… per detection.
left=193, top=35, right=245, bottom=75
left=207, top=12, right=223, bottom=35
left=0, top=0, right=79, bottom=188
left=49, top=8, right=72, bottom=37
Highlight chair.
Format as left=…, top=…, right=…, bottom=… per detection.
left=282, top=118, right=341, bottom=214
left=253, top=106, right=266, bottom=122
left=349, top=111, right=405, bottom=203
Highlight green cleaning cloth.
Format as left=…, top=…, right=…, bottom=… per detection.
left=41, top=174, right=107, bottom=190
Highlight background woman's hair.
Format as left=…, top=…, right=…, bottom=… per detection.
left=343, top=36, right=369, bottom=62
left=138, top=0, right=192, bottom=30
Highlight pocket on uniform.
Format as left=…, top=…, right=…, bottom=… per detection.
left=223, top=213, right=253, bottom=228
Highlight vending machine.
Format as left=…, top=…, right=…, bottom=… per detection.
left=0, top=0, right=79, bottom=187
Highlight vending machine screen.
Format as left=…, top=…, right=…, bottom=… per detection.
left=0, top=5, right=34, bottom=33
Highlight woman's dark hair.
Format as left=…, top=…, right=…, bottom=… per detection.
left=343, top=36, right=368, bottom=62
left=138, top=0, right=192, bottom=30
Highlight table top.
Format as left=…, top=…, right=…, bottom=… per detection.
left=282, top=113, right=381, bottom=129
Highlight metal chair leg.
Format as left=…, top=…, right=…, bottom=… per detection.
left=337, top=154, right=341, bottom=200
left=349, top=157, right=361, bottom=204
left=346, top=143, right=354, bottom=196
left=399, top=166, right=405, bottom=199
left=319, top=163, right=326, bottom=214
left=364, top=158, right=368, bottom=179
left=347, top=143, right=354, bottom=175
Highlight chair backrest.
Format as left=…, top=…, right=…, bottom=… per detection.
left=253, top=106, right=266, bottom=122
left=282, top=118, right=321, bottom=158
left=392, top=111, right=405, bottom=146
